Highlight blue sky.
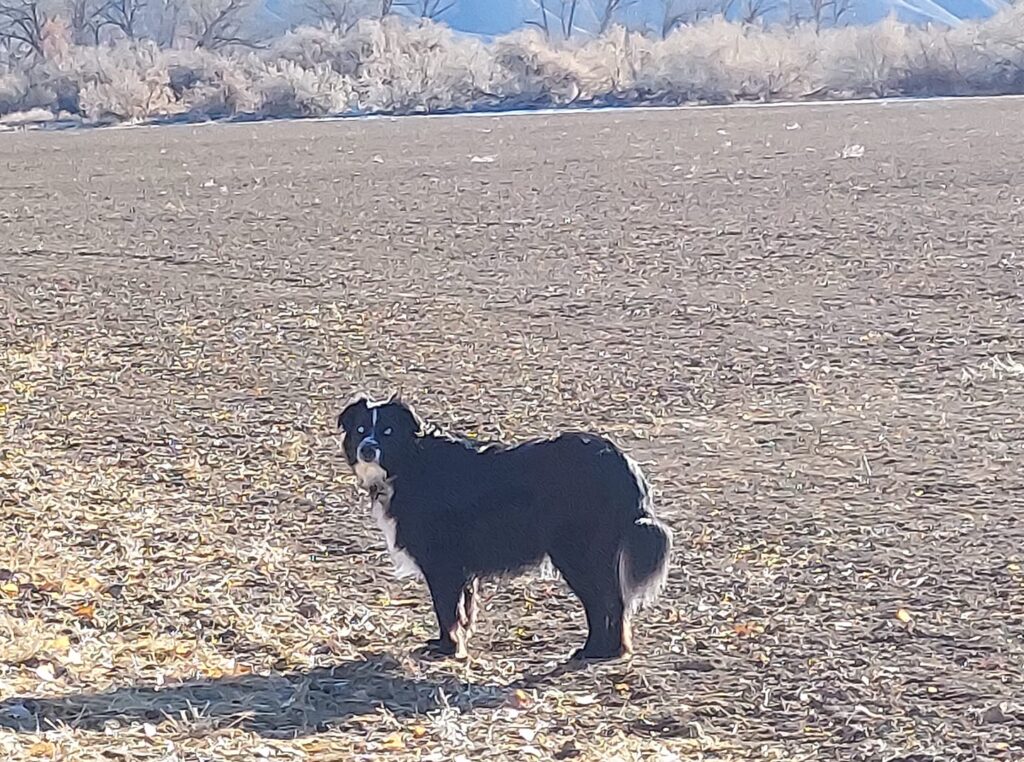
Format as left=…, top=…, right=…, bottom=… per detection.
left=267, top=0, right=1006, bottom=34
left=438, top=0, right=1002, bottom=30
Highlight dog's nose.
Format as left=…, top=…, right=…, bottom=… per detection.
left=357, top=439, right=380, bottom=462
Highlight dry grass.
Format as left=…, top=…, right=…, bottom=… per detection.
left=0, top=326, right=712, bottom=761
left=2, top=98, right=1024, bottom=760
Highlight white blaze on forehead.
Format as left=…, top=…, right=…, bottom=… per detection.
left=343, top=399, right=385, bottom=468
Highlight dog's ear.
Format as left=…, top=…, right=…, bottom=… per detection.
left=401, top=401, right=425, bottom=436
left=337, top=394, right=368, bottom=430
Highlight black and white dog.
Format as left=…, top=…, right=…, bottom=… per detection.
left=337, top=394, right=672, bottom=661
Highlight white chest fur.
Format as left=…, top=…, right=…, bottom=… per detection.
left=353, top=460, right=388, bottom=490
left=353, top=462, right=422, bottom=579
left=370, top=493, right=423, bottom=580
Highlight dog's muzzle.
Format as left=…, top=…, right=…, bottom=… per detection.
left=357, top=438, right=381, bottom=463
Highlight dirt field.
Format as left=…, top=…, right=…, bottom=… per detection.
left=2, top=98, right=1024, bottom=761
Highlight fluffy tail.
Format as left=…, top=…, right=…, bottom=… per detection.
left=617, top=516, right=672, bottom=615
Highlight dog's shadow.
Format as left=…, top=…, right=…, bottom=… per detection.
left=0, top=654, right=508, bottom=738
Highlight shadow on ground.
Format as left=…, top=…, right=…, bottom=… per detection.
left=0, top=655, right=508, bottom=738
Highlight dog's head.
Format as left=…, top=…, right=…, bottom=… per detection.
left=337, top=394, right=423, bottom=489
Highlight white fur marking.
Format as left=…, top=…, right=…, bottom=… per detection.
left=353, top=460, right=387, bottom=490
left=538, top=556, right=560, bottom=580
left=618, top=536, right=670, bottom=616
left=617, top=452, right=671, bottom=615
left=371, top=493, right=423, bottom=580
left=352, top=459, right=422, bottom=580
left=622, top=452, right=653, bottom=510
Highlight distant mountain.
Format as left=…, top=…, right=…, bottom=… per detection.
left=267, top=0, right=1008, bottom=35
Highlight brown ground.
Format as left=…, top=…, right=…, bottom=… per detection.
left=2, top=98, right=1024, bottom=761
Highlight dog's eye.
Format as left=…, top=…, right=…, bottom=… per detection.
left=383, top=427, right=393, bottom=436
left=356, top=426, right=365, bottom=435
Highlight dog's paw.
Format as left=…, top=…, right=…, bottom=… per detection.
left=570, top=645, right=630, bottom=663
left=415, top=638, right=457, bottom=657
left=428, top=639, right=455, bottom=653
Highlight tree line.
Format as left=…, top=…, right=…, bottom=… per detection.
left=0, top=0, right=862, bottom=63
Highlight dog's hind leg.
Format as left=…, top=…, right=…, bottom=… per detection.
left=459, top=578, right=479, bottom=633
left=549, top=546, right=628, bottom=661
left=423, top=568, right=470, bottom=659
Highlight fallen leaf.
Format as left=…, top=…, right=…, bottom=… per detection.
left=411, top=726, right=427, bottom=739
left=733, top=621, right=762, bottom=637
left=379, top=733, right=405, bottom=751
left=49, top=635, right=71, bottom=651
left=299, top=740, right=334, bottom=753
left=387, top=598, right=420, bottom=607
left=574, top=694, right=598, bottom=706
left=613, top=682, right=631, bottom=693
left=1, top=581, right=20, bottom=598
left=510, top=689, right=532, bottom=709
left=72, top=602, right=96, bottom=620
left=143, top=722, right=158, bottom=738
left=896, top=608, right=912, bottom=624
left=27, top=741, right=55, bottom=757
left=35, top=663, right=56, bottom=682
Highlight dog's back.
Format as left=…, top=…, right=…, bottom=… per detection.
left=392, top=432, right=669, bottom=605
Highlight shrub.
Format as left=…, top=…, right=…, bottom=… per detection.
left=2, top=12, right=1024, bottom=125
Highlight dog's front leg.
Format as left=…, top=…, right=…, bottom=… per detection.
left=423, top=568, right=469, bottom=659
left=459, top=578, right=479, bottom=633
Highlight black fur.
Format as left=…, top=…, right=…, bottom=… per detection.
left=337, top=395, right=672, bottom=661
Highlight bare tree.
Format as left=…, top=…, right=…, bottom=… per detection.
left=556, top=0, right=579, bottom=38
left=659, top=0, right=736, bottom=36
left=304, top=0, right=368, bottom=31
left=525, top=0, right=550, bottom=37
left=829, top=0, right=852, bottom=26
left=597, top=0, right=636, bottom=33
left=527, top=0, right=579, bottom=39
left=398, top=0, right=452, bottom=19
left=146, top=0, right=186, bottom=46
left=790, top=0, right=851, bottom=29
left=804, top=0, right=826, bottom=28
left=98, top=0, right=147, bottom=39
left=738, top=0, right=772, bottom=24
left=379, top=0, right=393, bottom=13
left=188, top=0, right=260, bottom=49
left=65, top=0, right=103, bottom=43
left=0, top=0, right=47, bottom=56
left=660, top=0, right=688, bottom=36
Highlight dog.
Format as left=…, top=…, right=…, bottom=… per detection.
left=336, top=394, right=672, bottom=661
